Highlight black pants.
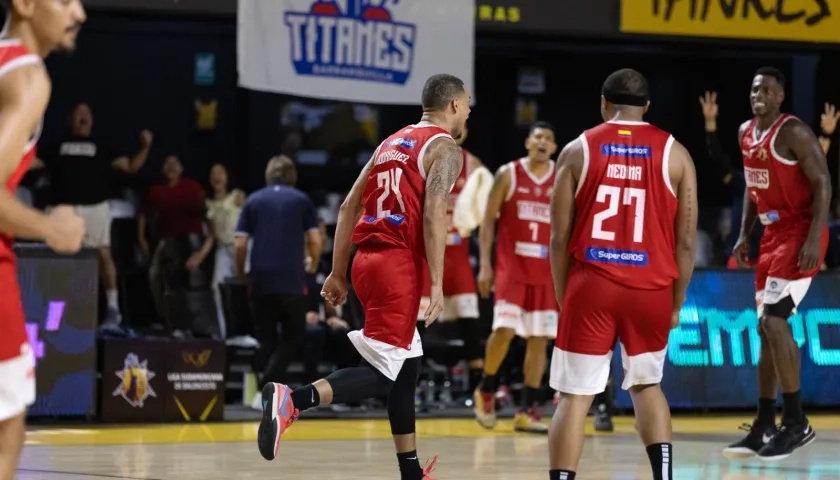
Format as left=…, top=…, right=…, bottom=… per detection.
left=252, top=293, right=308, bottom=387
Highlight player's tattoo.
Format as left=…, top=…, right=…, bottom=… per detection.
left=426, top=139, right=463, bottom=196
left=684, top=184, right=693, bottom=239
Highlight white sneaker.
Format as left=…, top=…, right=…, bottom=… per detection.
left=249, top=392, right=263, bottom=411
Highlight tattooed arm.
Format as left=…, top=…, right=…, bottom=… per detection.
left=423, top=137, right=464, bottom=289
left=549, top=138, right=583, bottom=307
left=670, top=139, right=698, bottom=314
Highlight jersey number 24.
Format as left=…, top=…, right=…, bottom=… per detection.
left=591, top=185, right=645, bottom=243
left=376, top=168, right=405, bottom=218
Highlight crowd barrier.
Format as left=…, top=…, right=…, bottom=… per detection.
left=613, top=270, right=840, bottom=409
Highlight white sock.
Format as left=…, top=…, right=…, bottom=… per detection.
left=106, top=289, right=119, bottom=311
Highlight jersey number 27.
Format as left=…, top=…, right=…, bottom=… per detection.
left=376, top=168, right=406, bottom=218
left=591, top=185, right=645, bottom=243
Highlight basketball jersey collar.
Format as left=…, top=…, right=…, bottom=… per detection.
left=606, top=120, right=648, bottom=126
left=519, top=157, right=554, bottom=185
left=750, top=113, right=787, bottom=145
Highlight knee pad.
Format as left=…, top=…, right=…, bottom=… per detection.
left=388, top=358, right=421, bottom=436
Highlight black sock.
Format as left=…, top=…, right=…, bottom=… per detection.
left=396, top=450, right=423, bottom=480
left=757, top=397, right=776, bottom=426
left=646, top=443, right=673, bottom=480
left=781, top=390, right=804, bottom=424
left=522, top=386, right=541, bottom=411
left=480, top=373, right=499, bottom=394
left=290, top=384, right=320, bottom=412
left=468, top=368, right=484, bottom=393
left=549, top=470, right=576, bottom=480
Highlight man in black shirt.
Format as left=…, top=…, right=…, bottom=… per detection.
left=33, top=103, right=152, bottom=325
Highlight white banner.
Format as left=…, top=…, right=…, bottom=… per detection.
left=237, top=0, right=475, bottom=105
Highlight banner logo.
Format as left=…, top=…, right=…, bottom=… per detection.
left=113, top=353, right=157, bottom=408
left=620, top=0, right=838, bottom=43
left=182, top=349, right=213, bottom=368
left=285, top=0, right=416, bottom=85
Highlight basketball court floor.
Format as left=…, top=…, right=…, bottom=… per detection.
left=20, top=415, right=840, bottom=479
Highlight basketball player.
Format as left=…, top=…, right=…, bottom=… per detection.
left=723, top=67, right=830, bottom=461
left=548, top=68, right=697, bottom=480
left=257, top=74, right=469, bottom=480
left=473, top=121, right=558, bottom=433
left=0, top=1, right=87, bottom=479
left=417, top=126, right=486, bottom=391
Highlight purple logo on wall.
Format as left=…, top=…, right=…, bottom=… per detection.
left=25, top=301, right=65, bottom=364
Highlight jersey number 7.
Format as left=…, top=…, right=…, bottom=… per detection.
left=591, top=185, right=646, bottom=243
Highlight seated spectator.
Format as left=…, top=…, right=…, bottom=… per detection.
left=187, top=164, right=245, bottom=338
left=138, top=155, right=206, bottom=330
left=302, top=221, right=356, bottom=384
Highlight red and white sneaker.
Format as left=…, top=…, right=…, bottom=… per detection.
left=257, top=383, right=299, bottom=461
left=422, top=455, right=439, bottom=479
left=473, top=389, right=497, bottom=429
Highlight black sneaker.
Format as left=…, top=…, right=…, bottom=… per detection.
left=757, top=421, right=816, bottom=462
left=593, top=405, right=614, bottom=432
left=722, top=420, right=777, bottom=459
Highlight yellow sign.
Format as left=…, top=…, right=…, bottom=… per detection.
left=195, top=100, right=217, bottom=131
left=620, top=0, right=839, bottom=43
left=182, top=349, right=212, bottom=367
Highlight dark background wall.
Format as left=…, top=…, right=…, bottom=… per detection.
left=40, top=11, right=840, bottom=206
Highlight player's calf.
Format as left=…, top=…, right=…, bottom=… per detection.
left=628, top=384, right=673, bottom=480
left=548, top=392, right=594, bottom=478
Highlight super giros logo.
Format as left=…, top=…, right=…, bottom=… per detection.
left=112, top=353, right=157, bottom=408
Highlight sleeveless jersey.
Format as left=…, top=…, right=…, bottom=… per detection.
left=495, top=158, right=555, bottom=286
left=445, top=148, right=471, bottom=250
left=0, top=40, right=42, bottom=265
left=568, top=121, right=678, bottom=289
left=740, top=114, right=814, bottom=233
left=351, top=123, right=452, bottom=254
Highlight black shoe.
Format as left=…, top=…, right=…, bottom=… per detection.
left=757, top=421, right=815, bottom=462
left=593, top=405, right=614, bottom=432
left=722, top=420, right=777, bottom=459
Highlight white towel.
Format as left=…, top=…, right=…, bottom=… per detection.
left=452, top=166, right=493, bottom=237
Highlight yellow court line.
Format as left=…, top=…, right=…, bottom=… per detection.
left=25, top=415, right=840, bottom=447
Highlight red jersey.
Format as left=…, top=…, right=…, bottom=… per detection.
left=740, top=114, right=815, bottom=233
left=445, top=148, right=471, bottom=252
left=0, top=40, right=43, bottom=362
left=495, top=158, right=555, bottom=286
left=568, top=121, right=678, bottom=289
left=352, top=122, right=452, bottom=254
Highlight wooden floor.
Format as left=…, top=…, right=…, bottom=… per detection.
left=19, top=415, right=840, bottom=479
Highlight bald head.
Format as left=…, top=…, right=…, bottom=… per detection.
left=266, top=155, right=297, bottom=186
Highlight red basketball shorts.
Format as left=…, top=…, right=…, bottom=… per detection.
left=492, top=276, right=558, bottom=338
left=755, top=227, right=828, bottom=318
left=348, top=246, right=423, bottom=380
left=551, top=262, right=672, bottom=395
left=418, top=244, right=478, bottom=322
left=0, top=274, right=36, bottom=421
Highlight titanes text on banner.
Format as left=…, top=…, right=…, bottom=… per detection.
left=237, top=0, right=475, bottom=105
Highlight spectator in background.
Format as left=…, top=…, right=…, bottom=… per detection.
left=187, top=164, right=245, bottom=338
left=699, top=91, right=762, bottom=268
left=139, top=155, right=206, bottom=326
left=817, top=103, right=839, bottom=155
left=235, top=156, right=322, bottom=394
left=303, top=221, right=356, bottom=384
left=32, top=102, right=152, bottom=326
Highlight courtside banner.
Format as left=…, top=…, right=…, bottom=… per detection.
left=237, top=0, right=475, bottom=105
left=613, top=271, right=840, bottom=409
left=620, top=0, right=840, bottom=43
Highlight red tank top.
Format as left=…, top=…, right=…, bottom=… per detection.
left=351, top=122, right=452, bottom=255
left=495, top=158, right=555, bottom=286
left=568, top=121, right=678, bottom=289
left=740, top=114, right=814, bottom=232
left=0, top=40, right=42, bottom=264
left=445, top=149, right=471, bottom=252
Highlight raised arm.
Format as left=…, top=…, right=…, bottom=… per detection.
left=669, top=139, right=698, bottom=318
left=423, top=137, right=463, bottom=290
left=549, top=138, right=583, bottom=307
left=783, top=119, right=832, bottom=271
left=476, top=166, right=511, bottom=297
